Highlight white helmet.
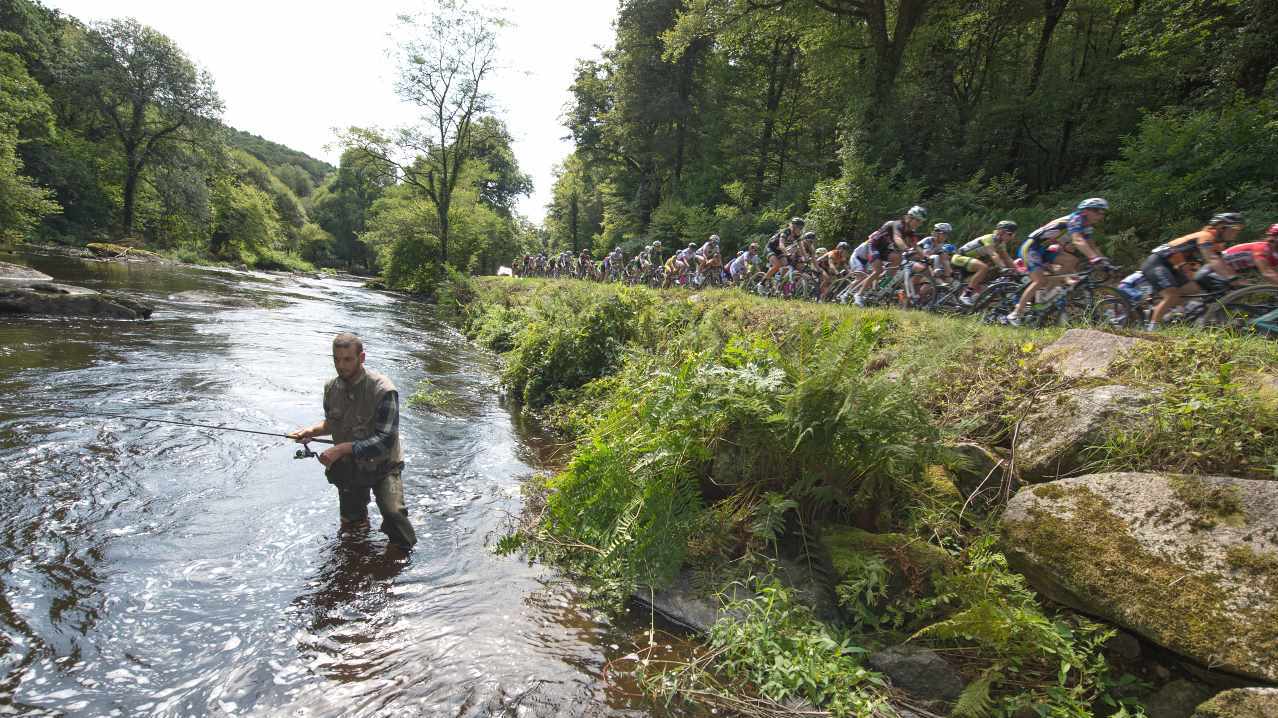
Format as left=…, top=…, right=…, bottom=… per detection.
left=907, top=206, right=928, bottom=221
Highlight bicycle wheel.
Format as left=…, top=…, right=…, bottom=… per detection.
left=1202, top=285, right=1278, bottom=334
left=976, top=282, right=1022, bottom=324
left=1085, top=288, right=1135, bottom=328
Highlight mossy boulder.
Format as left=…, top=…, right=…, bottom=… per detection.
left=1193, top=687, right=1278, bottom=718
left=1038, top=328, right=1150, bottom=380
left=823, top=526, right=955, bottom=598
left=1015, top=385, right=1155, bottom=481
left=1001, top=472, right=1278, bottom=684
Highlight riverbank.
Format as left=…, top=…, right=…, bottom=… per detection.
left=466, top=277, right=1278, bottom=718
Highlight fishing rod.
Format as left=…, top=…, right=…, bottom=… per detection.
left=48, top=409, right=333, bottom=459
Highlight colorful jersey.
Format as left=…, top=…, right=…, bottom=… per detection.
left=917, top=235, right=949, bottom=254
left=697, top=241, right=719, bottom=258
left=1150, top=229, right=1221, bottom=266
left=868, top=220, right=916, bottom=255
left=1027, top=212, right=1090, bottom=251
left=1222, top=241, right=1278, bottom=272
left=957, top=233, right=1001, bottom=258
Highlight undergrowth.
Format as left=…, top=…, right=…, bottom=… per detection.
left=470, top=279, right=1273, bottom=718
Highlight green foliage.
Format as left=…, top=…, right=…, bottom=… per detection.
left=649, top=579, right=886, bottom=717
left=914, top=536, right=1141, bottom=716
left=1100, top=335, right=1278, bottom=479
left=503, top=289, right=647, bottom=408
left=1106, top=99, right=1278, bottom=241
left=833, top=551, right=894, bottom=632
left=210, top=176, right=282, bottom=262
left=0, top=32, right=57, bottom=241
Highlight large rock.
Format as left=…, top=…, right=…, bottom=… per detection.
left=1002, top=473, right=1278, bottom=684
left=1038, top=329, right=1149, bottom=380
left=824, top=526, right=955, bottom=601
left=1193, top=688, right=1278, bottom=718
left=867, top=645, right=966, bottom=704
left=1015, top=385, right=1155, bottom=481
left=0, top=260, right=53, bottom=284
left=0, top=283, right=152, bottom=319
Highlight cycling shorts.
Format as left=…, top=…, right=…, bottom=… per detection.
left=1019, top=239, right=1058, bottom=273
left=1141, top=254, right=1189, bottom=292
left=951, top=254, right=983, bottom=269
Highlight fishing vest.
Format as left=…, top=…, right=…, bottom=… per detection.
left=324, top=368, right=404, bottom=488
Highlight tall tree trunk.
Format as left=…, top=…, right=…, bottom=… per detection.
left=859, top=0, right=929, bottom=149
left=569, top=191, right=580, bottom=253
left=1008, top=0, right=1070, bottom=180
left=120, top=152, right=142, bottom=237
left=754, top=40, right=797, bottom=207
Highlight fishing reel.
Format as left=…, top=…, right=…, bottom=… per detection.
left=294, top=442, right=320, bottom=460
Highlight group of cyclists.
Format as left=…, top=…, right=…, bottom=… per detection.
left=513, top=199, right=1278, bottom=333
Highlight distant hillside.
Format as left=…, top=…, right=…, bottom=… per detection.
left=225, top=127, right=335, bottom=184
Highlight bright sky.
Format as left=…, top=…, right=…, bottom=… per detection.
left=44, top=0, right=618, bottom=222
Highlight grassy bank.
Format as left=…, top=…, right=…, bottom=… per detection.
left=467, top=278, right=1278, bottom=718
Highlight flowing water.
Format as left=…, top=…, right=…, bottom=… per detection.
left=0, top=250, right=689, bottom=717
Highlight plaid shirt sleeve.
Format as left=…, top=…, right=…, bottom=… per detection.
left=352, top=391, right=399, bottom=462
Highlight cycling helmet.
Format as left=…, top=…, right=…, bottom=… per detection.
left=941, top=243, right=957, bottom=254
left=791, top=217, right=806, bottom=226
left=687, top=243, right=697, bottom=250
left=653, top=240, right=662, bottom=247
left=933, top=222, right=953, bottom=235
left=816, top=247, right=827, bottom=255
left=802, top=231, right=816, bottom=240
left=1208, top=212, right=1245, bottom=227
left=1267, top=223, right=1278, bottom=238
left=1077, top=197, right=1109, bottom=211
left=836, top=241, right=850, bottom=251
left=996, top=220, right=1018, bottom=232
left=907, top=206, right=928, bottom=221
left=709, top=234, right=720, bottom=243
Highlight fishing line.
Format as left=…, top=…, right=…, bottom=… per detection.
left=40, top=408, right=335, bottom=445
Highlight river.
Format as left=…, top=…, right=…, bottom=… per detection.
left=0, top=250, right=687, bottom=717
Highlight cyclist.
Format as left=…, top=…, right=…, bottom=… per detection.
left=816, top=242, right=852, bottom=300
left=916, top=223, right=955, bottom=282
left=1200, top=223, right=1278, bottom=287
left=764, top=217, right=805, bottom=282
left=1006, top=198, right=1111, bottom=326
left=853, top=206, right=927, bottom=307
left=695, top=235, right=724, bottom=281
left=727, top=243, right=762, bottom=283
left=792, top=231, right=818, bottom=266
left=953, top=220, right=1018, bottom=305
left=1142, top=212, right=1243, bottom=330
left=662, top=245, right=693, bottom=288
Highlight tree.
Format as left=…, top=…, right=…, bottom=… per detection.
left=341, top=0, right=502, bottom=264
left=0, top=31, right=57, bottom=241
left=72, top=18, right=222, bottom=237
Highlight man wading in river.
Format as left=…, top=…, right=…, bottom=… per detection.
left=289, top=332, right=417, bottom=553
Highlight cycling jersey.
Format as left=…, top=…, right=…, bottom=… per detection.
left=767, top=228, right=799, bottom=256
left=1026, top=212, right=1091, bottom=251
left=728, top=251, right=759, bottom=279
left=1222, top=241, right=1278, bottom=272
left=696, top=242, right=720, bottom=259
left=1150, top=229, right=1222, bottom=268
left=957, top=234, right=1000, bottom=258
left=868, top=220, right=916, bottom=256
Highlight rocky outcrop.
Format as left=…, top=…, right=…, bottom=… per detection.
left=1193, top=687, right=1278, bottom=718
left=867, top=645, right=966, bottom=704
left=1038, top=328, right=1150, bottom=380
left=1015, top=385, right=1155, bottom=481
left=0, top=261, right=52, bottom=284
left=1001, top=473, right=1278, bottom=685
left=0, top=262, right=152, bottom=319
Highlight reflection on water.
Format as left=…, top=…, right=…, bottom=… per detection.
left=0, top=250, right=688, bottom=717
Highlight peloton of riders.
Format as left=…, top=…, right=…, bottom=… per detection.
left=514, top=199, right=1278, bottom=332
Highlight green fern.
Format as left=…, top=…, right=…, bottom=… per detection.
left=951, top=669, right=997, bottom=718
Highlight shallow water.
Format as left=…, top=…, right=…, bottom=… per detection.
left=0, top=251, right=689, bottom=717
